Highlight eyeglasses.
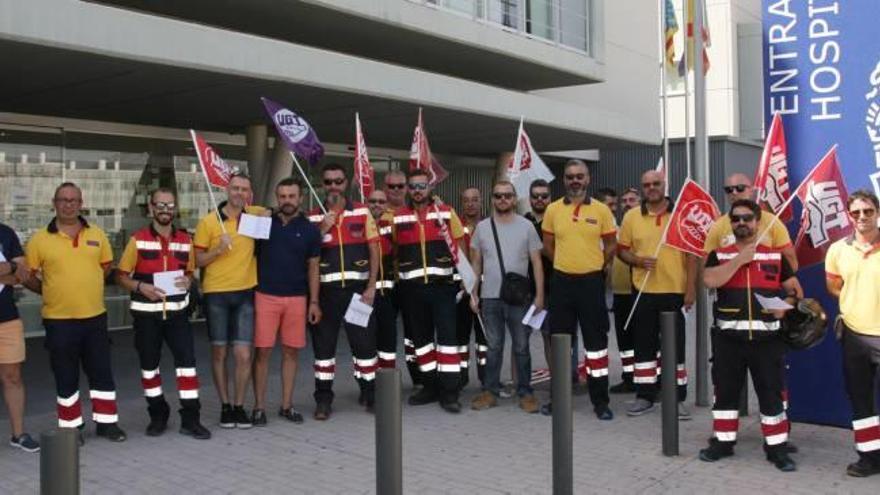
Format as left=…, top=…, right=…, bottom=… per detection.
left=642, top=181, right=662, bottom=189
left=323, top=178, right=345, bottom=186
left=564, top=174, right=586, bottom=181
left=368, top=199, right=387, bottom=205
left=849, top=208, right=876, bottom=219
left=385, top=183, right=405, bottom=190
left=531, top=193, right=550, bottom=200
left=723, top=184, right=749, bottom=194
left=152, top=202, right=176, bottom=211
left=493, top=192, right=515, bottom=200
left=408, top=182, right=428, bottom=191
left=730, top=213, right=755, bottom=224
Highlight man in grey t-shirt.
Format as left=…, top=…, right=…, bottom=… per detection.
left=469, top=181, right=545, bottom=413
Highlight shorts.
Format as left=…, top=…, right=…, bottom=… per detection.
left=205, top=289, right=255, bottom=346
left=254, top=292, right=306, bottom=349
left=0, top=319, right=25, bottom=364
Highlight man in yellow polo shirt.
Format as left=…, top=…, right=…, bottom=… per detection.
left=704, top=173, right=797, bottom=271
left=618, top=170, right=696, bottom=418
left=194, top=173, right=264, bottom=429
left=542, top=159, right=617, bottom=420
left=24, top=182, right=126, bottom=443
left=825, top=190, right=880, bottom=478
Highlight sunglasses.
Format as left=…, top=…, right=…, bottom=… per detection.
left=723, top=184, right=749, bottom=194
left=564, top=174, right=586, bottom=181
left=385, top=183, right=405, bottom=190
left=408, top=182, right=428, bottom=191
left=849, top=208, right=876, bottom=219
left=368, top=199, right=387, bottom=205
left=152, top=202, right=176, bottom=211
left=531, top=193, right=550, bottom=200
left=493, top=192, right=515, bottom=200
left=54, top=198, right=81, bottom=204
left=642, top=181, right=662, bottom=189
left=323, top=178, right=345, bottom=186
left=730, top=213, right=755, bottom=224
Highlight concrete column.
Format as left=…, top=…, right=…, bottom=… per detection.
left=246, top=124, right=269, bottom=204
left=263, top=136, right=295, bottom=208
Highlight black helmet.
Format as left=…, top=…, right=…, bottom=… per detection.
left=780, top=298, right=828, bottom=350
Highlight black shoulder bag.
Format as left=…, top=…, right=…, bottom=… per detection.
left=490, top=217, right=532, bottom=306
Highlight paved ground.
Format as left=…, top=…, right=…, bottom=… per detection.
left=0, top=319, right=874, bottom=494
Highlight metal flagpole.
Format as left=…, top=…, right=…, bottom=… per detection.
left=658, top=0, right=670, bottom=180
left=683, top=0, right=692, bottom=180
left=693, top=0, right=710, bottom=407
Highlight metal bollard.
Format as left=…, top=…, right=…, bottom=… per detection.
left=376, top=368, right=402, bottom=495
left=551, top=333, right=573, bottom=495
left=40, top=429, right=79, bottom=495
left=660, top=311, right=679, bottom=456
left=695, top=288, right=710, bottom=407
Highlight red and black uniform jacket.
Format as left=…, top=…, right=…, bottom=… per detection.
left=393, top=204, right=458, bottom=285
left=129, top=225, right=192, bottom=314
left=308, top=200, right=372, bottom=290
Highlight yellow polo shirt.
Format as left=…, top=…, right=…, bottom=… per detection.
left=704, top=211, right=791, bottom=253
left=25, top=218, right=113, bottom=319
left=193, top=203, right=264, bottom=293
left=542, top=197, right=616, bottom=274
left=618, top=205, right=687, bottom=294
left=825, top=238, right=880, bottom=336
left=610, top=257, right=632, bottom=295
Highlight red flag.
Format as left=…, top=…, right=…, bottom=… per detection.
left=191, top=130, right=234, bottom=188
left=664, top=179, right=721, bottom=257
left=754, top=113, right=794, bottom=222
left=794, top=146, right=852, bottom=268
left=409, top=108, right=448, bottom=186
left=353, top=113, right=374, bottom=201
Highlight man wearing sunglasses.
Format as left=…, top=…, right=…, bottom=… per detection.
left=701, top=199, right=800, bottom=472
left=116, top=188, right=210, bottom=440
left=393, top=169, right=467, bottom=413
left=609, top=187, right=641, bottom=394
left=618, top=170, right=697, bottom=419
left=367, top=190, right=398, bottom=375
left=826, top=190, right=880, bottom=477
left=705, top=174, right=797, bottom=271
left=307, top=163, right=380, bottom=420
left=457, top=187, right=488, bottom=392
left=542, top=160, right=617, bottom=420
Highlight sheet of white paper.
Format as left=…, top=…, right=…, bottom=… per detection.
left=344, top=293, right=374, bottom=328
left=238, top=213, right=271, bottom=239
left=521, top=304, right=547, bottom=329
left=754, top=294, right=794, bottom=311
left=153, top=270, right=185, bottom=297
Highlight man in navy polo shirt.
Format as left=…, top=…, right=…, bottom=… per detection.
left=251, top=177, right=322, bottom=426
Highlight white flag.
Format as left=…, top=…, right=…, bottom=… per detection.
left=506, top=119, right=554, bottom=198
left=655, top=156, right=669, bottom=196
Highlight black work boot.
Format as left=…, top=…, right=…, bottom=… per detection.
left=145, top=397, right=171, bottom=437
left=179, top=400, right=210, bottom=440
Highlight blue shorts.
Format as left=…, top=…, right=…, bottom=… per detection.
left=204, top=290, right=255, bottom=346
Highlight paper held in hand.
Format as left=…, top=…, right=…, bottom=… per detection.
left=153, top=270, right=186, bottom=297
left=754, top=294, right=794, bottom=311
left=238, top=214, right=271, bottom=239
left=344, top=293, right=374, bottom=328
left=521, top=304, right=547, bottom=330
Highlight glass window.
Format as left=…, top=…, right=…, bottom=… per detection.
left=527, top=0, right=556, bottom=40
left=487, top=0, right=521, bottom=28
left=559, top=0, right=589, bottom=51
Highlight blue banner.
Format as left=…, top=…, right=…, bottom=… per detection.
left=763, top=0, right=880, bottom=426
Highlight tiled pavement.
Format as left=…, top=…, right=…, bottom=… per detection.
left=0, top=321, right=874, bottom=494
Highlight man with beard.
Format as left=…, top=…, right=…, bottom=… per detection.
left=116, top=188, right=210, bottom=439
left=307, top=163, right=379, bottom=420
left=393, top=169, right=466, bottom=413
left=25, top=182, right=126, bottom=443
left=826, top=190, right=880, bottom=477
left=542, top=160, right=617, bottom=420
left=457, top=187, right=488, bottom=390
left=250, top=178, right=322, bottom=426
left=367, top=189, right=398, bottom=372
left=701, top=199, right=800, bottom=472
left=194, top=173, right=264, bottom=429
left=618, top=170, right=696, bottom=418
left=609, top=187, right=640, bottom=393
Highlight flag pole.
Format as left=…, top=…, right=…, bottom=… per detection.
left=682, top=0, right=692, bottom=180
left=658, top=0, right=671, bottom=191
left=356, top=112, right=365, bottom=203
left=190, top=130, right=228, bottom=236
left=289, top=151, right=327, bottom=215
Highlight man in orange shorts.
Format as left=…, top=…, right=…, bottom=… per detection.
left=251, top=177, right=322, bottom=425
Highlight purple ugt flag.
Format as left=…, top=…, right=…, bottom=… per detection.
left=261, top=97, right=325, bottom=165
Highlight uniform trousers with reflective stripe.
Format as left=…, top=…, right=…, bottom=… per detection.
left=374, top=291, right=398, bottom=370
left=398, top=281, right=460, bottom=402
left=841, top=325, right=880, bottom=463
left=133, top=310, right=200, bottom=426
left=43, top=313, right=119, bottom=427
left=394, top=287, right=422, bottom=387
left=711, top=330, right=788, bottom=453
left=632, top=293, right=687, bottom=403
left=456, top=295, right=487, bottom=389
left=311, top=285, right=377, bottom=405
left=612, top=293, right=635, bottom=384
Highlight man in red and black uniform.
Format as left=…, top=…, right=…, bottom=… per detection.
left=457, top=187, right=487, bottom=390
left=308, top=163, right=380, bottom=420
left=367, top=189, right=397, bottom=371
left=701, top=199, right=801, bottom=472
left=116, top=188, right=210, bottom=439
left=394, top=169, right=467, bottom=413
